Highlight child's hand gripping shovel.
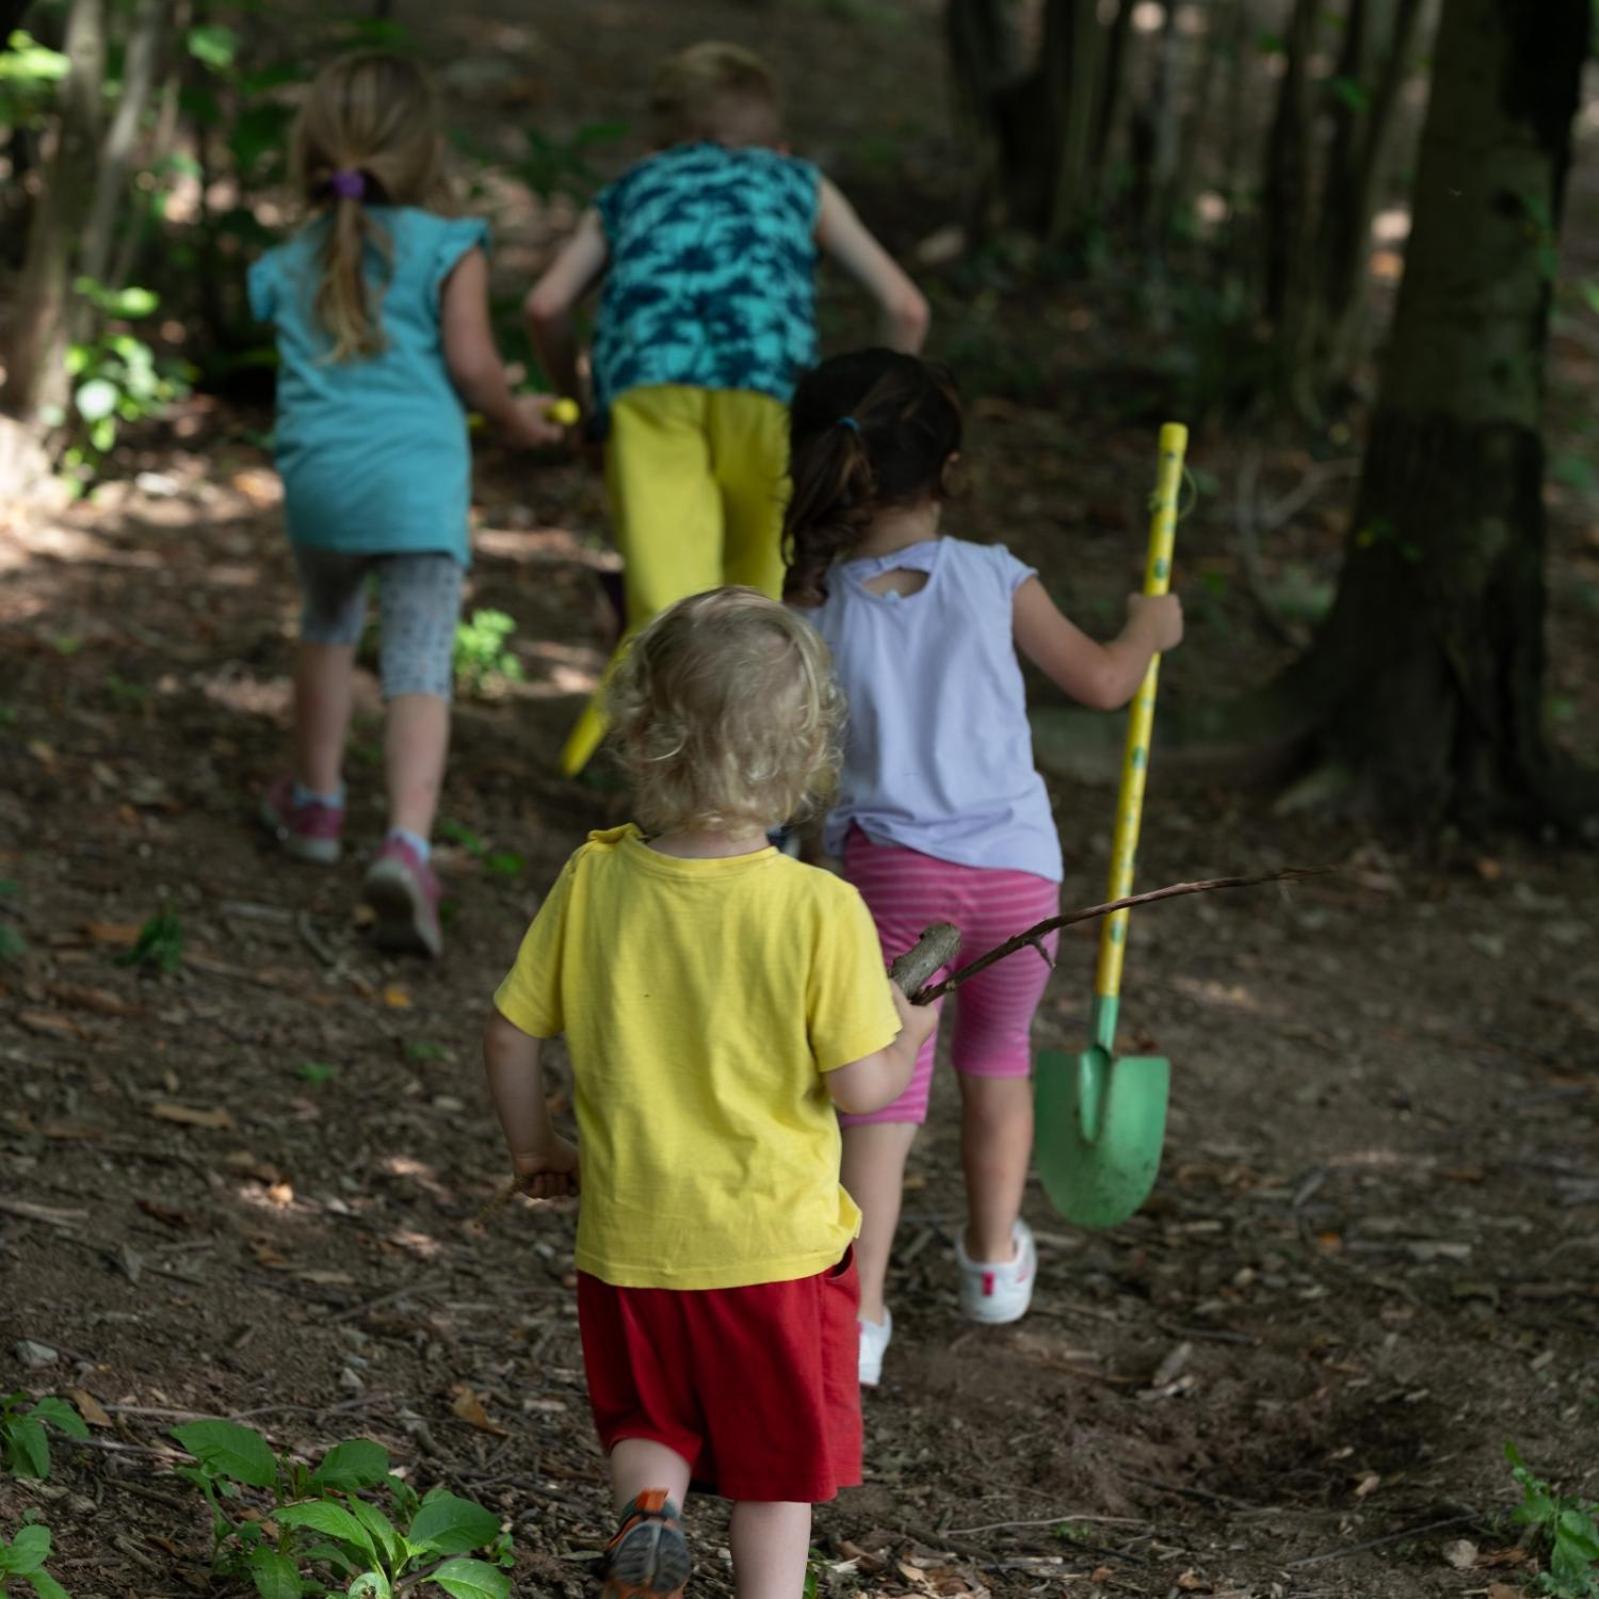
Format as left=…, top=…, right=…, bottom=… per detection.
left=1034, top=422, right=1187, bottom=1229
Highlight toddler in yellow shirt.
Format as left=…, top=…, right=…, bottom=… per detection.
left=484, top=587, right=936, bottom=1599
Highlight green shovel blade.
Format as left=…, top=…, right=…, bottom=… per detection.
left=1034, top=1044, right=1170, bottom=1229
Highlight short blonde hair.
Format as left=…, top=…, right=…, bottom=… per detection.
left=608, top=587, right=843, bottom=835
left=649, top=42, right=781, bottom=147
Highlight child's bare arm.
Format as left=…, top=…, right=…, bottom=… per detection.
left=524, top=208, right=609, bottom=409
left=441, top=249, right=566, bottom=449
left=826, top=985, right=938, bottom=1116
left=483, top=1009, right=579, bottom=1198
left=814, top=178, right=929, bottom=354
left=1013, top=576, right=1184, bottom=712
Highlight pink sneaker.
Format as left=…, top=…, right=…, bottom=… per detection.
left=260, top=776, right=344, bottom=865
left=362, top=836, right=443, bottom=958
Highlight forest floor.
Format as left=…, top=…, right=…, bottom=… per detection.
left=4, top=3, right=1599, bottom=1598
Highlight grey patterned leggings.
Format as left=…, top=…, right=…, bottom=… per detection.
left=293, top=547, right=463, bottom=700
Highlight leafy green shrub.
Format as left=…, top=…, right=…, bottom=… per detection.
left=452, top=611, right=524, bottom=697
left=0, top=1396, right=87, bottom=1481
left=438, top=820, right=524, bottom=880
left=1508, top=1442, right=1599, bottom=1598
left=115, top=910, right=183, bottom=976
left=172, top=1420, right=513, bottom=1599
left=0, top=1520, right=69, bottom=1599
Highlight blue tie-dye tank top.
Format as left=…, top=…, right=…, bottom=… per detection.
left=591, top=143, right=820, bottom=417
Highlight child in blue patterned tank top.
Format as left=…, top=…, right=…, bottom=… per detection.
left=524, top=41, right=931, bottom=777
left=249, top=53, right=567, bottom=958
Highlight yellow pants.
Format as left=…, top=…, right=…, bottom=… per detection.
left=561, top=385, right=789, bottom=776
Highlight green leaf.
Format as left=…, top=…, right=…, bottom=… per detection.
left=1557, top=1508, right=1599, bottom=1559
left=311, top=1441, right=390, bottom=1493
left=7, top=1418, right=50, bottom=1479
left=246, top=1546, right=300, bottom=1599
left=74, top=379, right=118, bottom=423
left=26, top=1572, right=71, bottom=1599
left=186, top=24, right=238, bottom=71
left=426, top=1558, right=509, bottom=1599
left=29, top=1398, right=88, bottom=1440
left=348, top=1573, right=392, bottom=1599
left=406, top=1492, right=500, bottom=1557
left=1327, top=74, right=1369, bottom=111
left=484, top=852, right=524, bottom=879
left=171, top=1420, right=278, bottom=1488
left=276, top=1501, right=376, bottom=1560
left=3, top=1524, right=50, bottom=1575
left=343, top=1498, right=403, bottom=1568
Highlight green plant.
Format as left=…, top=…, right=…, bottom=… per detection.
left=115, top=910, right=184, bottom=975
left=1508, top=1442, right=1599, bottom=1598
left=1, top=1396, right=87, bottom=1481
left=437, top=821, right=524, bottom=880
left=56, top=279, right=193, bottom=482
left=172, top=1420, right=512, bottom=1599
left=452, top=611, right=524, bottom=696
left=295, top=1062, right=337, bottom=1087
left=0, top=30, right=68, bottom=126
left=0, top=1519, right=69, bottom=1599
left=0, top=926, right=24, bottom=964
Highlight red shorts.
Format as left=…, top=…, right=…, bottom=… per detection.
left=577, top=1251, right=861, bottom=1503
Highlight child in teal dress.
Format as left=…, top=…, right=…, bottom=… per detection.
left=250, top=52, right=564, bottom=956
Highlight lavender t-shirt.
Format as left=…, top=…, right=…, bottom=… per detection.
left=810, top=537, right=1062, bottom=883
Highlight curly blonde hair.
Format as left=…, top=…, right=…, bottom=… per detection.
left=608, top=588, right=843, bottom=836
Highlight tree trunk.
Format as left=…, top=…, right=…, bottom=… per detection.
left=1042, top=0, right=1106, bottom=246
left=78, top=0, right=165, bottom=291
left=1090, top=0, right=1134, bottom=198
left=1286, top=0, right=1590, bottom=827
left=1, top=0, right=105, bottom=420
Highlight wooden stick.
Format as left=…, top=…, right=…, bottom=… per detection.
left=912, top=868, right=1325, bottom=1003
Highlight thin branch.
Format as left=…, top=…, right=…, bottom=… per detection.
left=914, top=868, right=1326, bottom=1003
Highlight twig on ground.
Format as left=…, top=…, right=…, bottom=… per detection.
left=0, top=1196, right=88, bottom=1228
left=943, top=1513, right=1149, bottom=1537
left=913, top=868, right=1327, bottom=1003
left=327, top=1272, right=450, bottom=1325
left=1286, top=1513, right=1480, bottom=1568
left=295, top=909, right=338, bottom=969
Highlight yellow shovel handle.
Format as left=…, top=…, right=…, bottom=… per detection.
left=1093, top=422, right=1187, bottom=1004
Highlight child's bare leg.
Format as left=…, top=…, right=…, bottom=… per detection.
left=840, top=1121, right=917, bottom=1325
left=609, top=1437, right=692, bottom=1510
left=728, top=1501, right=811, bottom=1599
left=383, top=692, right=449, bottom=840
left=958, top=1074, right=1033, bottom=1261
left=292, top=642, right=356, bottom=795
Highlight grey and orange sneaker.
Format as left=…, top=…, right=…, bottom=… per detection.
left=602, top=1490, right=691, bottom=1599
left=361, top=834, right=443, bottom=958
left=260, top=776, right=344, bottom=865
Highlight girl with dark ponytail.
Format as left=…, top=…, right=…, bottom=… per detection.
left=785, top=348, right=1185, bottom=1387
left=249, top=52, right=568, bottom=957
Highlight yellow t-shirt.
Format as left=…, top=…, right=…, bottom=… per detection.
left=493, top=825, right=901, bottom=1291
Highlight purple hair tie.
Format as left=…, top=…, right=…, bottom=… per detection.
left=329, top=168, right=366, bottom=201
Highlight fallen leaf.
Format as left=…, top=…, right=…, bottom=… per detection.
left=1444, top=1539, right=1479, bottom=1570
left=223, top=1151, right=284, bottom=1184
left=1480, top=1548, right=1531, bottom=1569
left=27, top=740, right=56, bottom=767
left=1090, top=1567, right=1115, bottom=1585
left=382, top=984, right=411, bottom=1009
left=135, top=1199, right=192, bottom=1229
left=839, top=1540, right=887, bottom=1574
left=1354, top=1471, right=1382, bottom=1499
left=47, top=982, right=139, bottom=1016
left=16, top=1009, right=85, bottom=1039
left=294, top=1268, right=353, bottom=1286
left=1487, top=1584, right=1522, bottom=1599
left=38, top=1120, right=107, bottom=1142
left=68, top=1389, right=111, bottom=1428
left=266, top=1181, right=295, bottom=1208
left=449, top=1382, right=510, bottom=1437
left=1474, top=856, right=1503, bottom=881
left=1176, top=1573, right=1209, bottom=1592
left=251, top=1242, right=289, bottom=1268
left=149, top=1102, right=234, bottom=1131
left=84, top=921, right=141, bottom=946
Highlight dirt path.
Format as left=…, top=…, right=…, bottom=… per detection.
left=5, top=3, right=1599, bottom=1596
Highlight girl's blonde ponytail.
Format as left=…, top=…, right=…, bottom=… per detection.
left=289, top=53, right=443, bottom=363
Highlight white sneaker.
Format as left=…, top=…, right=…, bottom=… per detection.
left=956, top=1219, right=1037, bottom=1325
left=858, top=1309, right=892, bottom=1387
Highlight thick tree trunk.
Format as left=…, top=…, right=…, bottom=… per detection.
left=1042, top=0, right=1106, bottom=245
left=1, top=0, right=105, bottom=420
left=1286, top=0, right=1589, bottom=827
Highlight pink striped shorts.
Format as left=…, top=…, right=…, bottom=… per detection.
left=841, top=826, right=1060, bottom=1127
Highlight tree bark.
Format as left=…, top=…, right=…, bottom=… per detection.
left=2, top=0, right=105, bottom=420
left=1285, top=0, right=1590, bottom=827
left=1042, top=0, right=1106, bottom=246
left=78, top=0, right=165, bottom=291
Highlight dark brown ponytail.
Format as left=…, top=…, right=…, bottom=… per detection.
left=782, top=349, right=963, bottom=606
